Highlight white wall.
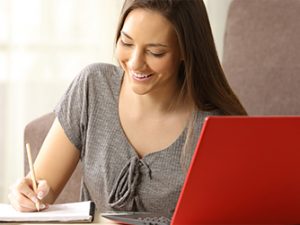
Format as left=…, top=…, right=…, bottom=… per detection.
left=205, top=0, right=233, bottom=59
left=0, top=0, right=232, bottom=202
left=0, top=83, right=8, bottom=199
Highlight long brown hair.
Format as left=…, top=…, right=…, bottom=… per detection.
left=115, top=0, right=247, bottom=116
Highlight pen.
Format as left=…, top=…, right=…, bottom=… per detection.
left=26, top=143, right=40, bottom=212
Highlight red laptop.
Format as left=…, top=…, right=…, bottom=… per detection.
left=102, top=116, right=300, bottom=224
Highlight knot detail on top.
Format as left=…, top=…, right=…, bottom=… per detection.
left=108, top=156, right=151, bottom=210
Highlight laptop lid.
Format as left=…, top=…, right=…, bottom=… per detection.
left=172, top=116, right=300, bottom=224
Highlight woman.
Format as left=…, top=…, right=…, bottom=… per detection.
left=9, top=0, right=247, bottom=216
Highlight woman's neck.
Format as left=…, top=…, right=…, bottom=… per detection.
left=120, top=76, right=191, bottom=116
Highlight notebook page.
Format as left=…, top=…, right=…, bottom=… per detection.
left=0, top=201, right=94, bottom=222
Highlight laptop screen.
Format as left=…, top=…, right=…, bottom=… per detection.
left=172, top=116, right=300, bottom=224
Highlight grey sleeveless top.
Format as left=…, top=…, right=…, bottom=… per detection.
left=54, top=63, right=221, bottom=216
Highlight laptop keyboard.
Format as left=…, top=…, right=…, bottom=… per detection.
left=137, top=216, right=171, bottom=225
left=101, top=212, right=171, bottom=225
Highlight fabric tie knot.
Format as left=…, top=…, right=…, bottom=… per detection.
left=108, top=156, right=151, bottom=210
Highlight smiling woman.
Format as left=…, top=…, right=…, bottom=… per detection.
left=7, top=0, right=246, bottom=214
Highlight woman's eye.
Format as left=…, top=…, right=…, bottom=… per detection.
left=120, top=40, right=133, bottom=47
left=149, top=51, right=165, bottom=58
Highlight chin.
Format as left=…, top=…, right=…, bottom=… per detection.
left=130, top=86, right=152, bottom=96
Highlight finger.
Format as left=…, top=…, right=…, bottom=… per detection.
left=8, top=190, right=37, bottom=212
left=8, top=177, right=49, bottom=212
left=9, top=177, right=36, bottom=202
left=19, top=178, right=48, bottom=211
left=12, top=189, right=47, bottom=212
left=15, top=178, right=40, bottom=204
left=36, top=180, right=50, bottom=200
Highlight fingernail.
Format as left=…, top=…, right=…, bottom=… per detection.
left=40, top=204, right=46, bottom=209
left=37, top=191, right=44, bottom=200
left=31, top=196, right=38, bottom=203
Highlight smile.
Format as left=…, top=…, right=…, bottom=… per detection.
left=131, top=71, right=153, bottom=80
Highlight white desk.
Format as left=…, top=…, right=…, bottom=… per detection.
left=8, top=213, right=117, bottom=225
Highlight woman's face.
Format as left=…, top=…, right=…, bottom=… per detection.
left=116, top=8, right=182, bottom=96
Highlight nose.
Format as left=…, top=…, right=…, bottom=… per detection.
left=128, top=48, right=146, bottom=71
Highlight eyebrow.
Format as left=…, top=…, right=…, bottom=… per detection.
left=121, top=31, right=169, bottom=48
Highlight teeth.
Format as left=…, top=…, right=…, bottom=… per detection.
left=132, top=72, right=151, bottom=78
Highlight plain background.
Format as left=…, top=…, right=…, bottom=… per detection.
left=0, top=0, right=232, bottom=203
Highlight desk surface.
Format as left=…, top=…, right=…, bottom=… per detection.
left=8, top=214, right=117, bottom=225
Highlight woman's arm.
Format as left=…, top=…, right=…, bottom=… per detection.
left=33, top=117, right=80, bottom=202
left=9, top=117, right=80, bottom=211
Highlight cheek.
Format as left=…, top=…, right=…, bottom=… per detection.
left=116, top=42, right=129, bottom=63
left=150, top=56, right=177, bottom=74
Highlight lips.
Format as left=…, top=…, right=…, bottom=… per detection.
left=131, top=71, right=153, bottom=80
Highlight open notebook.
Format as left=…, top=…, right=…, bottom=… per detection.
left=0, top=201, right=95, bottom=223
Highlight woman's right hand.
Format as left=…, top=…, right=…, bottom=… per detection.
left=8, top=177, right=50, bottom=212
